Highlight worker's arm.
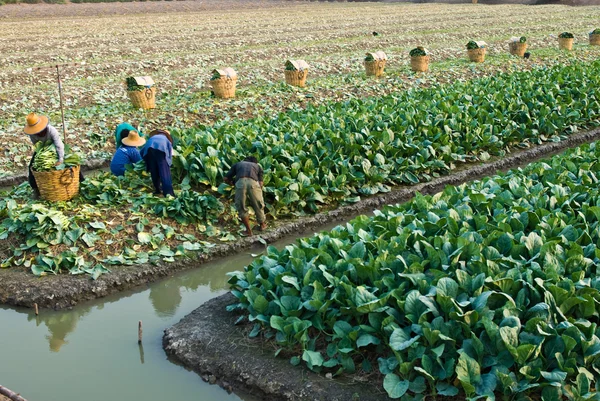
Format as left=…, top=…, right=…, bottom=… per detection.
left=224, top=163, right=237, bottom=185
left=258, top=164, right=264, bottom=187
left=48, top=125, right=65, bottom=163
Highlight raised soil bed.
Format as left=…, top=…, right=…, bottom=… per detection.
left=2, top=127, right=600, bottom=310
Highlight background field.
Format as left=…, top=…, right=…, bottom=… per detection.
left=1, top=0, right=600, bottom=177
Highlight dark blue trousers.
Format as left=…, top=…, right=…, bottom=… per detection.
left=144, top=148, right=174, bottom=196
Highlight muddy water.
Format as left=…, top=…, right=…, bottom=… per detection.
left=0, top=219, right=349, bottom=401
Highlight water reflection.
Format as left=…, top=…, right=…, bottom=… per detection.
left=27, top=305, right=92, bottom=352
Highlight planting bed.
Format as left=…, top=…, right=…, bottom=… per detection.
left=1, top=59, right=600, bottom=301
left=1, top=1, right=600, bottom=176
left=3, top=126, right=600, bottom=309
left=167, top=140, right=600, bottom=400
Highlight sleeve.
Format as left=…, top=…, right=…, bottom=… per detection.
left=257, top=164, right=264, bottom=183
left=130, top=148, right=142, bottom=164
left=225, top=163, right=237, bottom=180
left=48, top=126, right=65, bottom=162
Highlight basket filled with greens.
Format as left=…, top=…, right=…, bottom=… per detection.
left=508, top=36, right=528, bottom=57
left=409, top=46, right=429, bottom=72
left=284, top=60, right=310, bottom=87
left=590, top=29, right=600, bottom=46
left=125, top=76, right=156, bottom=109
left=466, top=40, right=486, bottom=62
left=558, top=32, right=574, bottom=50
left=210, top=68, right=237, bottom=99
left=364, top=51, right=387, bottom=77
left=31, top=141, right=83, bottom=201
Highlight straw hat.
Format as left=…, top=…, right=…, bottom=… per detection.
left=24, top=112, right=49, bottom=135
left=122, top=130, right=146, bottom=147
left=149, top=129, right=173, bottom=144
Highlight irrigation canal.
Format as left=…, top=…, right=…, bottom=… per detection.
left=0, top=219, right=348, bottom=401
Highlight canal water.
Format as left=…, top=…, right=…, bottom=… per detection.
left=0, top=220, right=348, bottom=401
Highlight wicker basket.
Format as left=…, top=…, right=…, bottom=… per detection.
left=364, top=60, right=386, bottom=77
left=128, top=88, right=156, bottom=109
left=32, top=166, right=80, bottom=202
left=558, top=37, right=574, bottom=50
left=590, top=34, right=600, bottom=46
left=212, top=77, right=237, bottom=99
left=410, top=55, right=429, bottom=72
left=467, top=48, right=486, bottom=63
left=509, top=42, right=528, bottom=57
left=284, top=69, right=309, bottom=87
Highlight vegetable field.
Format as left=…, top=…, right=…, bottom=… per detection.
left=2, top=58, right=600, bottom=277
left=229, top=141, right=600, bottom=399
left=1, top=1, right=600, bottom=175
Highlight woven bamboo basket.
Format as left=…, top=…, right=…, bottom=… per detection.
left=509, top=42, right=528, bottom=57
left=558, top=37, right=574, bottom=50
left=212, top=77, right=237, bottom=99
left=590, top=34, right=600, bottom=46
left=467, top=48, right=486, bottom=63
left=128, top=88, right=156, bottom=109
left=284, top=69, right=309, bottom=87
left=410, top=55, right=429, bottom=72
left=32, top=166, right=80, bottom=202
left=364, top=60, right=386, bottom=77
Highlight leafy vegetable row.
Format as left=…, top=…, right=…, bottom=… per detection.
left=229, top=141, right=600, bottom=399
left=172, top=60, right=600, bottom=217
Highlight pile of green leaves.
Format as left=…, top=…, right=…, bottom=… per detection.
left=559, top=32, right=574, bottom=39
left=172, top=60, right=600, bottom=218
left=229, top=141, right=600, bottom=399
left=409, top=47, right=427, bottom=57
left=210, top=70, right=223, bottom=81
left=519, top=36, right=527, bottom=43
left=466, top=40, right=480, bottom=50
left=591, top=29, right=600, bottom=35
left=364, top=53, right=375, bottom=61
left=125, top=76, right=148, bottom=92
left=285, top=61, right=298, bottom=71
left=80, top=163, right=224, bottom=225
left=31, top=141, right=82, bottom=171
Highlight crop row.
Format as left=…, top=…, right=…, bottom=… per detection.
left=2, top=2, right=599, bottom=174
left=172, top=59, right=600, bottom=216
left=229, top=141, right=600, bottom=399
left=1, top=59, right=600, bottom=277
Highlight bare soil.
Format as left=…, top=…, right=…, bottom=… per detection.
left=2, top=126, right=600, bottom=310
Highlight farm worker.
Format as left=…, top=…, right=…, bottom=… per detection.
left=114, top=122, right=142, bottom=147
left=224, top=156, right=267, bottom=236
left=23, top=112, right=65, bottom=198
left=140, top=129, right=175, bottom=197
left=110, top=130, right=146, bottom=176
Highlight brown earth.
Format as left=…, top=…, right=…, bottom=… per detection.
left=2, top=126, right=600, bottom=310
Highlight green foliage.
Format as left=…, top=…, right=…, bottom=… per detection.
left=466, top=40, right=480, bottom=49
left=31, top=141, right=81, bottom=171
left=125, top=77, right=147, bottom=92
left=173, top=60, right=600, bottom=218
left=229, top=142, right=600, bottom=399
left=409, top=47, right=427, bottom=57
left=591, top=29, right=600, bottom=35
left=519, top=36, right=527, bottom=43
left=559, top=32, right=574, bottom=38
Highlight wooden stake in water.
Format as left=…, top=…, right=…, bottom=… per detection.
left=56, top=65, right=67, bottom=146
left=34, top=303, right=39, bottom=316
left=138, top=320, right=143, bottom=344
left=0, top=384, right=29, bottom=401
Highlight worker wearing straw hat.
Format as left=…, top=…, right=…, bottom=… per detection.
left=24, top=112, right=65, bottom=198
left=140, top=129, right=175, bottom=197
left=110, top=130, right=146, bottom=176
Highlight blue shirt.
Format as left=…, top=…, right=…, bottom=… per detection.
left=110, top=145, right=142, bottom=176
